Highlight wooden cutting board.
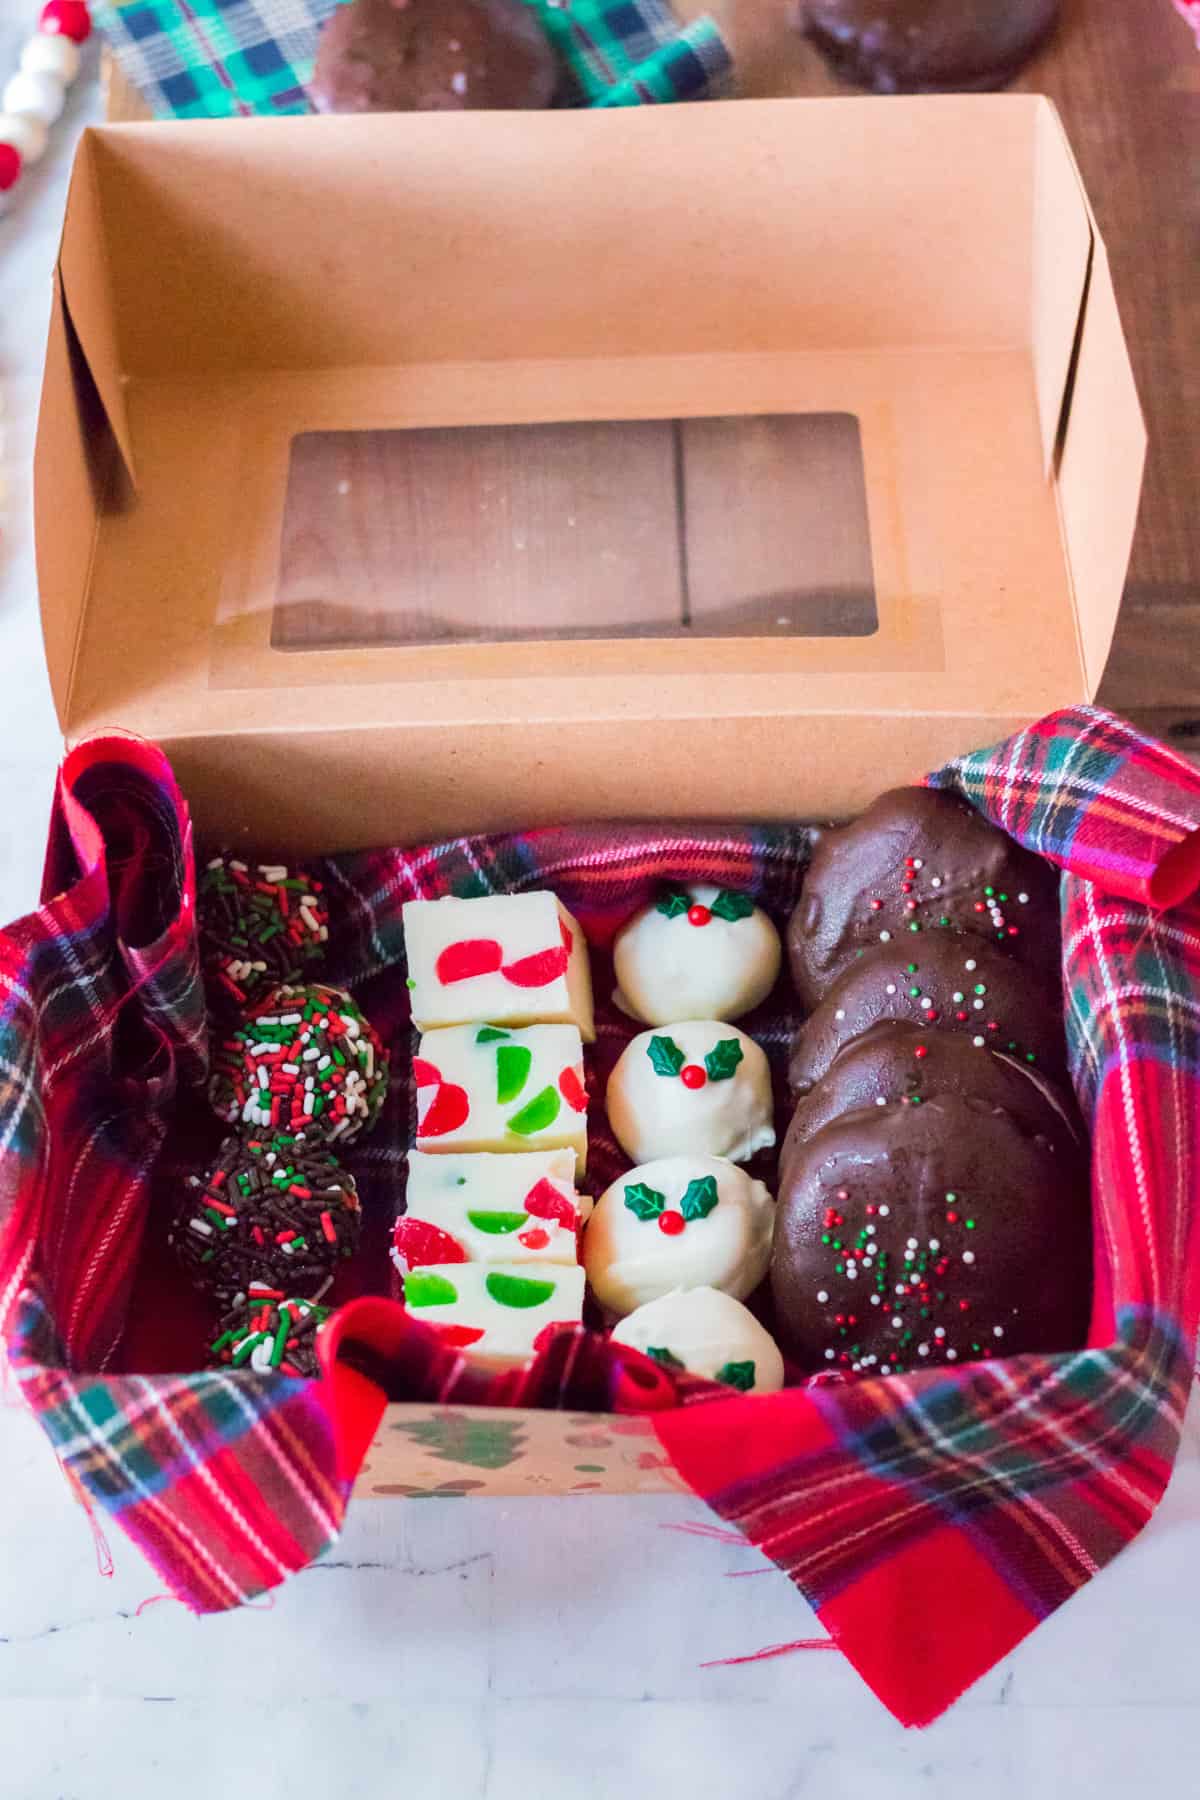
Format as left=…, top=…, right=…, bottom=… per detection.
left=102, top=0, right=1200, bottom=742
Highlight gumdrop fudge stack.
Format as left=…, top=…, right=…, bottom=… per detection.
left=395, top=892, right=594, bottom=1365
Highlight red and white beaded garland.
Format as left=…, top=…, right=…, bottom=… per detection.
left=0, top=4, right=91, bottom=211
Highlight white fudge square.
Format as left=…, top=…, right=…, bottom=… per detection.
left=395, top=1149, right=588, bottom=1269
left=401, top=1261, right=586, bottom=1367
left=404, top=892, right=595, bottom=1040
left=415, top=1023, right=589, bottom=1168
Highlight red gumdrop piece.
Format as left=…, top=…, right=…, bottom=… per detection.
left=658, top=1210, right=686, bottom=1235
left=391, top=1218, right=468, bottom=1270
left=558, top=1065, right=588, bottom=1113
left=412, top=1057, right=442, bottom=1088
left=418, top=1081, right=470, bottom=1138
left=560, top=917, right=574, bottom=951
left=40, top=0, right=92, bottom=42
left=501, top=945, right=570, bottom=988
left=0, top=144, right=22, bottom=192
left=436, top=938, right=504, bottom=984
left=523, top=1178, right=577, bottom=1226
left=518, top=1227, right=551, bottom=1250
left=687, top=904, right=712, bottom=927
left=430, top=1323, right=486, bottom=1348
left=680, top=1065, right=707, bottom=1089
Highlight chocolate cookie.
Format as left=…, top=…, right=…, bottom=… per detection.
left=781, top=1021, right=1080, bottom=1180
left=797, top=0, right=1058, bottom=95
left=788, top=934, right=1066, bottom=1095
left=771, top=1094, right=1090, bottom=1373
left=309, top=0, right=560, bottom=114
left=787, top=786, right=1060, bottom=1008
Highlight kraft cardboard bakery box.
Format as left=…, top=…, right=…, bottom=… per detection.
left=34, top=97, right=1144, bottom=1496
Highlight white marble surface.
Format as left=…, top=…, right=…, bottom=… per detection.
left=4, top=18, right=1200, bottom=1793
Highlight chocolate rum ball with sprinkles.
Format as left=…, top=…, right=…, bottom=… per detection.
left=208, top=983, right=389, bottom=1141
left=771, top=1093, right=1090, bottom=1374
left=787, top=785, right=1061, bottom=1008
left=209, top=1293, right=331, bottom=1378
left=787, top=932, right=1067, bottom=1097
left=199, top=856, right=329, bottom=1008
left=169, top=1131, right=361, bottom=1307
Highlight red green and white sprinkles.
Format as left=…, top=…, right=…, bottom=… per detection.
left=199, top=857, right=329, bottom=1006
left=208, top=983, right=389, bottom=1141
left=815, top=1180, right=1002, bottom=1374
left=864, top=854, right=1033, bottom=949
left=170, top=1132, right=361, bottom=1305
left=209, top=1294, right=331, bottom=1378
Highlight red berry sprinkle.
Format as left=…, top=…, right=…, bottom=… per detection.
left=0, top=144, right=21, bottom=192
left=680, top=1064, right=707, bottom=1089
left=687, top=904, right=712, bottom=927
left=870, top=899, right=883, bottom=911
left=914, top=1044, right=928, bottom=1060
left=658, top=1210, right=685, bottom=1236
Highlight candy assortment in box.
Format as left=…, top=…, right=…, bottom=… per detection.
left=6, top=99, right=1200, bottom=1727
left=5, top=714, right=1200, bottom=1730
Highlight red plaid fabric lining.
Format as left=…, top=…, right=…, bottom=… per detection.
left=2, top=707, right=1199, bottom=1725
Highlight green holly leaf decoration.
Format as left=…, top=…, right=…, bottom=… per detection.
left=647, top=1034, right=685, bottom=1078
left=476, top=1026, right=511, bottom=1044
left=710, top=890, right=755, bottom=922
left=679, top=1175, right=719, bottom=1221
left=645, top=1345, right=686, bottom=1370
left=624, top=1182, right=667, bottom=1220
left=655, top=891, right=691, bottom=919
left=715, top=1360, right=756, bottom=1391
left=704, top=1038, right=744, bottom=1082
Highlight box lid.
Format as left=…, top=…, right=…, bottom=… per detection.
left=34, top=97, right=1145, bottom=850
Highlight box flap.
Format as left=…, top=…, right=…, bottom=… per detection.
left=33, top=277, right=107, bottom=730
left=1031, top=99, right=1095, bottom=474
left=56, top=130, right=137, bottom=484
left=1057, top=235, right=1147, bottom=699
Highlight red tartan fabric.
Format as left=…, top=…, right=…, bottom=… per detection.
left=2, top=708, right=1200, bottom=1727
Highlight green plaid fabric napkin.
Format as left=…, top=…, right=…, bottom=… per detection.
left=93, top=0, right=731, bottom=119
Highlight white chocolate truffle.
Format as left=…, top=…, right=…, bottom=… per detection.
left=404, top=891, right=594, bottom=1040
left=606, top=1022, right=775, bottom=1165
left=415, top=1024, right=588, bottom=1168
left=401, top=1262, right=584, bottom=1368
left=583, top=1155, right=775, bottom=1316
left=611, top=1287, right=785, bottom=1392
left=614, top=884, right=781, bottom=1025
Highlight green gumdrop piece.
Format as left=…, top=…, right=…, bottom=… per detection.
left=645, top=1345, right=686, bottom=1370
left=485, top=1272, right=556, bottom=1309
left=496, top=1044, right=533, bottom=1103
left=507, top=1086, right=561, bottom=1136
left=476, top=1027, right=510, bottom=1044
left=715, top=1360, right=756, bottom=1391
left=405, top=1271, right=460, bottom=1308
left=466, top=1210, right=528, bottom=1235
